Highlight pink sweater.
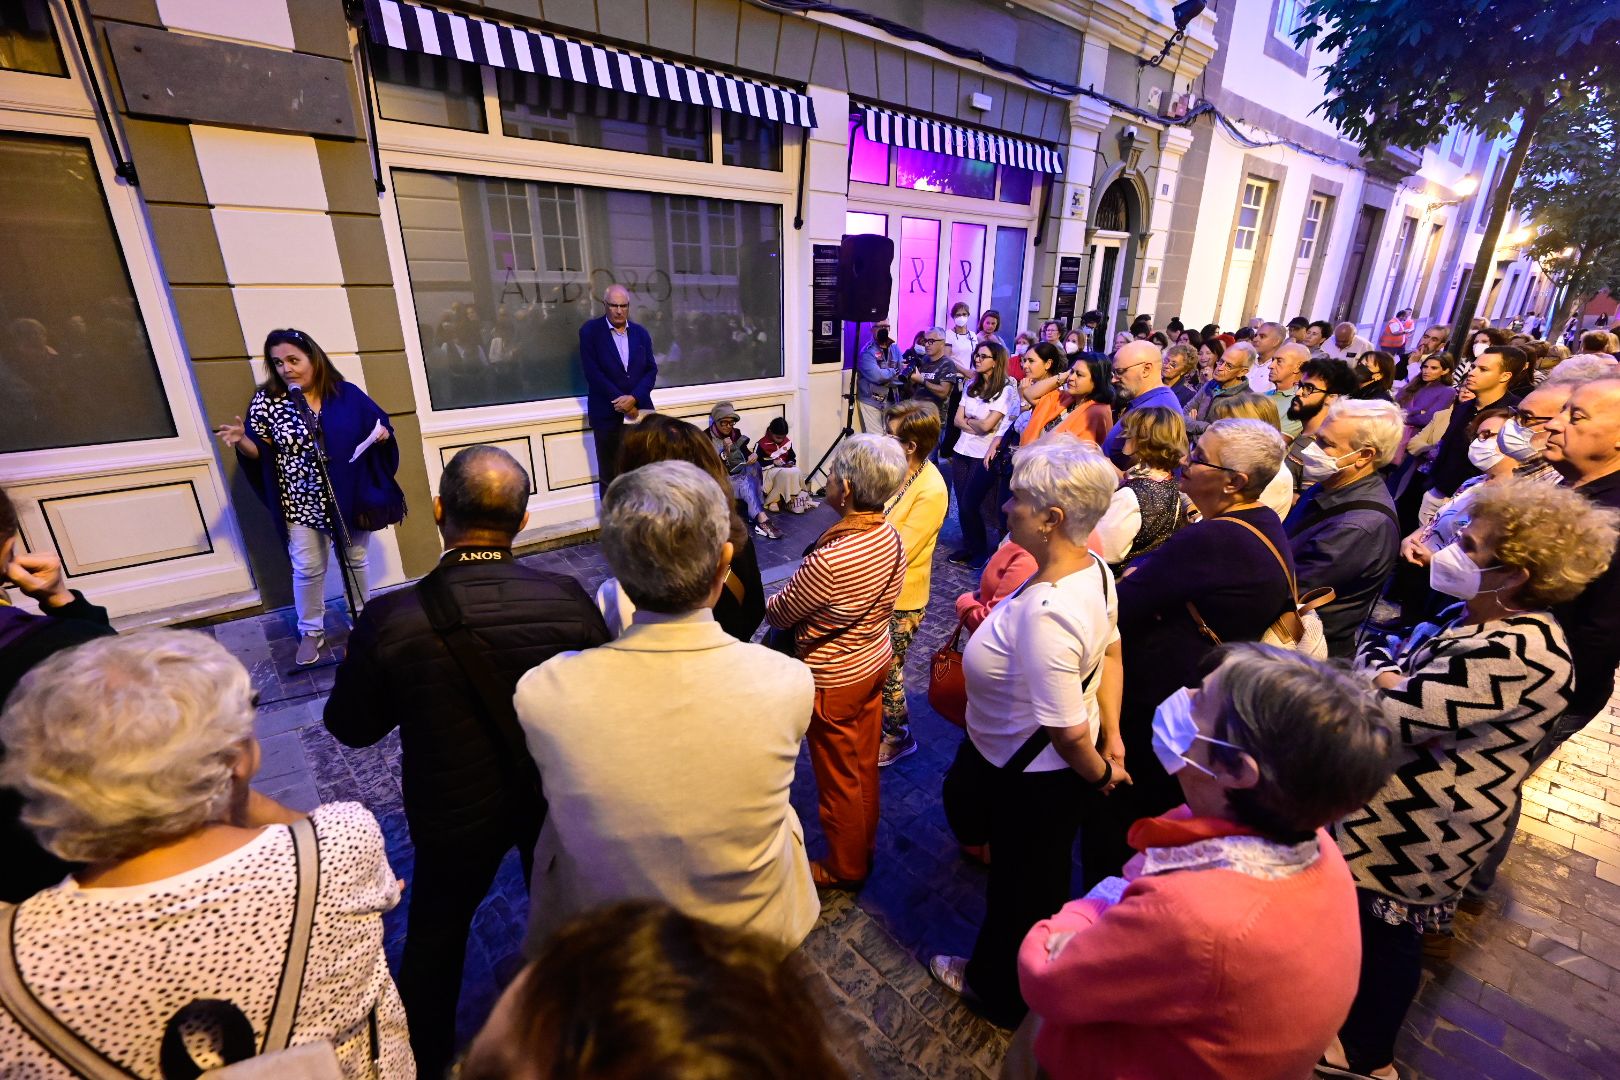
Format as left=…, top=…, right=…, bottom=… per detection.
left=1017, top=810, right=1361, bottom=1080
left=955, top=541, right=1036, bottom=630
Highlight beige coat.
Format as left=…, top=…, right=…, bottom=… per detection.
left=514, top=609, right=819, bottom=955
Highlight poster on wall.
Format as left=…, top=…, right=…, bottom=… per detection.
left=1054, top=255, right=1081, bottom=328
left=812, top=243, right=842, bottom=365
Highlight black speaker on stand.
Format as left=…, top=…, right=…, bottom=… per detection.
left=808, top=234, right=895, bottom=491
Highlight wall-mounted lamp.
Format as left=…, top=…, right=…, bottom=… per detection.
left=1425, top=173, right=1478, bottom=213
left=1139, top=1, right=1206, bottom=68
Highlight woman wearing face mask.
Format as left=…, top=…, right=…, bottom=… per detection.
left=1082, top=419, right=1298, bottom=885
left=1322, top=479, right=1617, bottom=1080
left=1350, top=351, right=1397, bottom=402
left=1010, top=645, right=1393, bottom=1080
left=1450, top=326, right=1510, bottom=389
left=946, top=302, right=978, bottom=375
left=1021, top=355, right=1113, bottom=448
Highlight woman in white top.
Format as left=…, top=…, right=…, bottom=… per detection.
left=933, top=437, right=1130, bottom=1026
left=948, top=341, right=1022, bottom=569
left=945, top=301, right=978, bottom=375
left=0, top=631, right=413, bottom=1078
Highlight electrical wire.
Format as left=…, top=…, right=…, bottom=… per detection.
left=746, top=0, right=1368, bottom=174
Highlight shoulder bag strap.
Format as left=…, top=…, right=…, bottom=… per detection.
left=794, top=539, right=906, bottom=655
left=417, top=568, right=544, bottom=800
left=1004, top=555, right=1113, bottom=773
left=262, top=816, right=320, bottom=1053
left=0, top=903, right=140, bottom=1078
left=1207, top=516, right=1299, bottom=603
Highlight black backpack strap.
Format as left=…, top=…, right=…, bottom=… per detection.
left=416, top=568, right=545, bottom=806
left=1293, top=498, right=1398, bottom=536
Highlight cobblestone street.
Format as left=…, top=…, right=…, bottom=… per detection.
left=218, top=504, right=1620, bottom=1079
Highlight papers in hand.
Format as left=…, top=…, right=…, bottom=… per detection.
left=349, top=420, right=387, bottom=463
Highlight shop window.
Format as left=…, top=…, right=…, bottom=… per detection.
left=370, top=43, right=485, bottom=132
left=498, top=69, right=709, bottom=161
left=848, top=115, right=890, bottom=185
left=896, top=146, right=996, bottom=200
left=999, top=166, right=1035, bottom=206
left=720, top=111, right=782, bottom=171
left=989, top=227, right=1027, bottom=335
left=897, top=217, right=941, bottom=346
left=394, top=168, right=784, bottom=411
left=0, top=132, right=174, bottom=453
left=0, top=0, right=64, bottom=76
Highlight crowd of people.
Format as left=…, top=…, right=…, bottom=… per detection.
left=3, top=299, right=1620, bottom=1080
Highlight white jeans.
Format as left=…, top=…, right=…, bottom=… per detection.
left=287, top=522, right=370, bottom=635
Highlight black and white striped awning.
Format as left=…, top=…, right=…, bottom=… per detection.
left=364, top=0, right=818, bottom=128
left=860, top=105, right=1063, bottom=174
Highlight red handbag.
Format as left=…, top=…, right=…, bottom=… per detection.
left=928, top=615, right=970, bottom=728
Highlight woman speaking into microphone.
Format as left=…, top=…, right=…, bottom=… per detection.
left=214, top=329, right=404, bottom=665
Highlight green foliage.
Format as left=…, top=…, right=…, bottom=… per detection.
left=1514, top=93, right=1620, bottom=307
left=1295, top=0, right=1620, bottom=153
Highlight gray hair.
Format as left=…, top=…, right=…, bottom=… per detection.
left=1221, top=341, right=1258, bottom=372
left=1544, top=354, right=1620, bottom=387
left=0, top=630, right=256, bottom=862
left=1205, top=644, right=1394, bottom=838
left=829, top=433, right=908, bottom=511
left=1009, top=435, right=1117, bottom=544
left=601, top=461, right=729, bottom=613
left=1204, top=418, right=1285, bottom=499
left=1273, top=341, right=1311, bottom=368
left=1322, top=398, right=1405, bottom=467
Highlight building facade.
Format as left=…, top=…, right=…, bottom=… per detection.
left=0, top=0, right=1548, bottom=624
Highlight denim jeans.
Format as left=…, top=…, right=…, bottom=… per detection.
left=287, top=522, right=370, bottom=635
left=730, top=466, right=767, bottom=520
left=951, top=454, right=997, bottom=561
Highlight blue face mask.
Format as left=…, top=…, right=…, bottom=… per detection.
left=1151, top=688, right=1244, bottom=777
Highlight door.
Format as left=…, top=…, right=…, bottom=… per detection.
left=1285, top=194, right=1328, bottom=319
left=1085, top=235, right=1125, bottom=345
left=1219, top=179, right=1270, bottom=328
left=1333, top=205, right=1384, bottom=324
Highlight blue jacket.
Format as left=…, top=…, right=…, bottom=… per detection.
left=580, top=316, right=657, bottom=427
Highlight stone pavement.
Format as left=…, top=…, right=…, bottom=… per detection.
left=211, top=500, right=1620, bottom=1079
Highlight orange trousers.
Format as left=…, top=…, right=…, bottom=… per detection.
left=807, top=667, right=887, bottom=882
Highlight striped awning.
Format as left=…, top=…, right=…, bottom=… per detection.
left=860, top=105, right=1063, bottom=174
left=363, top=0, right=818, bottom=128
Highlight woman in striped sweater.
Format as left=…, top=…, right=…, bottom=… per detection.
left=765, top=434, right=908, bottom=889
left=1324, top=478, right=1618, bottom=1080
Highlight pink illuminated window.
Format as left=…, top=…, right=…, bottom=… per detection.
left=848, top=115, right=890, bottom=185
left=896, top=147, right=995, bottom=200
left=946, top=222, right=986, bottom=324
left=898, top=217, right=941, bottom=347
left=845, top=211, right=887, bottom=236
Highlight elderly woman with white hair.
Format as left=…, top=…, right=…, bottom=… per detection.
left=766, top=434, right=907, bottom=889
left=1284, top=398, right=1404, bottom=657
left=0, top=631, right=413, bottom=1077
left=932, top=436, right=1129, bottom=1026
left=1324, top=479, right=1617, bottom=1080
left=1082, top=418, right=1299, bottom=887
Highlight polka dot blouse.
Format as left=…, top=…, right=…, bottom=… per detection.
left=0, top=802, right=414, bottom=1078
left=247, top=388, right=329, bottom=531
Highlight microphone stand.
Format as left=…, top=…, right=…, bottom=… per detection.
left=287, top=386, right=362, bottom=634
left=806, top=320, right=863, bottom=494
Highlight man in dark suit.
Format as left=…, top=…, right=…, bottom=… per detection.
left=324, top=445, right=609, bottom=1075
left=579, top=284, right=656, bottom=494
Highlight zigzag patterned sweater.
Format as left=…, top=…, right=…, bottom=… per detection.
left=1339, top=610, right=1572, bottom=906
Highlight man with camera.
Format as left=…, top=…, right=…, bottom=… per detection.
left=856, top=321, right=904, bottom=433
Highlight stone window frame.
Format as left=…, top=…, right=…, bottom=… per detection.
left=1263, top=0, right=1312, bottom=77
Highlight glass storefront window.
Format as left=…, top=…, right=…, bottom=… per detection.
left=896, top=146, right=996, bottom=200
left=999, top=166, right=1035, bottom=206
left=720, top=111, right=782, bottom=170
left=946, top=222, right=986, bottom=323
left=897, top=217, right=940, bottom=347
left=848, top=115, right=890, bottom=185
left=0, top=0, right=64, bottom=76
left=990, top=226, right=1027, bottom=337
left=498, top=70, right=710, bottom=161
left=394, top=169, right=784, bottom=410
left=371, top=44, right=486, bottom=131
left=0, top=133, right=174, bottom=453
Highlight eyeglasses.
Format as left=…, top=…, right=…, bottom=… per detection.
left=974, top=351, right=995, bottom=360
left=1186, top=449, right=1242, bottom=474
left=1111, top=360, right=1151, bottom=379
left=1510, top=409, right=1556, bottom=427
left=925, top=337, right=945, bottom=345
left=1296, top=383, right=1328, bottom=399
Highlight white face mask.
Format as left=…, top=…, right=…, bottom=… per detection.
left=1429, top=542, right=1502, bottom=600
left=1467, top=435, right=1506, bottom=472
left=1497, top=418, right=1538, bottom=462
left=954, top=315, right=969, bottom=329
left=1473, top=342, right=1489, bottom=358
left=1064, top=342, right=1080, bottom=355
left=1151, top=688, right=1242, bottom=777
left=1297, top=441, right=1362, bottom=484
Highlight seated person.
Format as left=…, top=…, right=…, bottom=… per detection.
left=706, top=401, right=780, bottom=540
left=757, top=416, right=815, bottom=514
left=515, top=461, right=819, bottom=957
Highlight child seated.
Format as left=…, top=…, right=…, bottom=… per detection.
left=756, top=417, right=815, bottom=514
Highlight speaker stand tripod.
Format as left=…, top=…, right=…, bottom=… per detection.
left=806, top=320, right=863, bottom=495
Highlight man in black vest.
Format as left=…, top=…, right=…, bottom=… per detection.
left=325, top=445, right=609, bottom=1075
